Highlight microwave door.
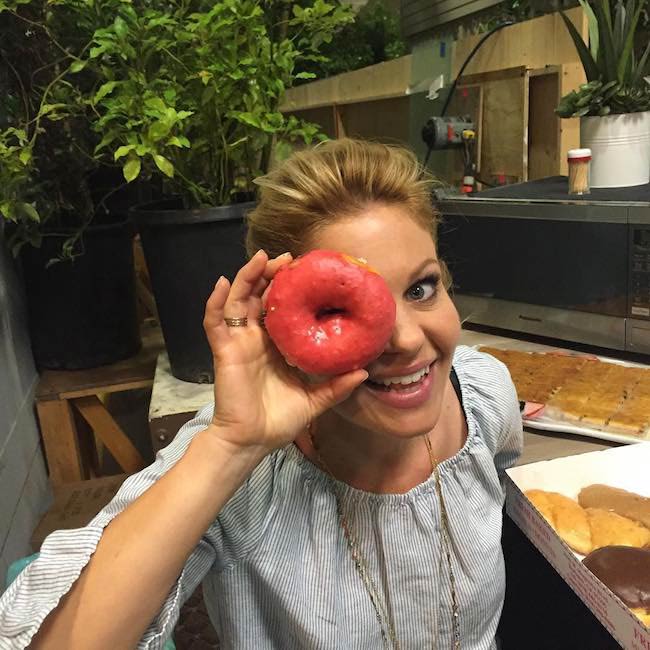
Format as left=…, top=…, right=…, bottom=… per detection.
left=438, top=210, right=628, bottom=350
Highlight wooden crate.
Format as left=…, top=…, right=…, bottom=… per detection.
left=454, top=63, right=585, bottom=185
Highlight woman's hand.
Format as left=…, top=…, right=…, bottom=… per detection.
left=202, top=250, right=368, bottom=455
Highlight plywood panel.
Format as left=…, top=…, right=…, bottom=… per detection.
left=339, top=96, right=411, bottom=145
left=451, top=7, right=587, bottom=78
left=480, top=72, right=528, bottom=183
left=528, top=71, right=561, bottom=180
left=280, top=56, right=412, bottom=112
left=559, top=62, right=586, bottom=175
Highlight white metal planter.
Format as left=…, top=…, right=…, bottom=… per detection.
left=580, top=110, right=650, bottom=188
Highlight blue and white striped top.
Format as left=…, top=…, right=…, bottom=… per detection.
left=0, top=345, right=523, bottom=649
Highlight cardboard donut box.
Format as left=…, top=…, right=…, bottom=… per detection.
left=506, top=443, right=650, bottom=650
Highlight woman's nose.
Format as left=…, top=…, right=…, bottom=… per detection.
left=383, top=304, right=425, bottom=355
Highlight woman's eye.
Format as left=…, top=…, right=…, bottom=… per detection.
left=406, top=276, right=439, bottom=302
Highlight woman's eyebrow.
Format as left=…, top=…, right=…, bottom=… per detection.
left=408, top=258, right=440, bottom=283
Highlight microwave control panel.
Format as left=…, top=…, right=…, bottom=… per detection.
left=631, top=227, right=650, bottom=319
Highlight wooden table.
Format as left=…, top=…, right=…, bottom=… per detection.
left=36, top=322, right=164, bottom=485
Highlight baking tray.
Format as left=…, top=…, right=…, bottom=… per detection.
left=473, top=342, right=650, bottom=445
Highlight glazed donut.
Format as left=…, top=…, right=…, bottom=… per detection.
left=264, top=250, right=396, bottom=375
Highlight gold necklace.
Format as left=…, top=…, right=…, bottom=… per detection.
left=309, top=426, right=461, bottom=650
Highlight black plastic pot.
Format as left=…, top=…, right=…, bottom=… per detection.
left=131, top=198, right=253, bottom=383
left=20, top=219, right=141, bottom=370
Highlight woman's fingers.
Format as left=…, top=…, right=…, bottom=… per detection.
left=203, top=276, right=233, bottom=353
left=249, top=252, right=293, bottom=320
left=207, top=252, right=293, bottom=350
left=223, top=249, right=268, bottom=320
left=305, top=369, right=369, bottom=417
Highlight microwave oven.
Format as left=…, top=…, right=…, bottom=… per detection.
left=436, top=177, right=650, bottom=355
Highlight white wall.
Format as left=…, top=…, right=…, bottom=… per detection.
left=0, top=223, right=51, bottom=582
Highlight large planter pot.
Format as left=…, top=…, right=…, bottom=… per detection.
left=20, top=219, right=141, bottom=370
left=581, top=111, right=650, bottom=188
left=131, top=199, right=253, bottom=383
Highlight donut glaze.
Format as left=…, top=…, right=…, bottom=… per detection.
left=265, top=250, right=396, bottom=375
left=582, top=545, right=650, bottom=611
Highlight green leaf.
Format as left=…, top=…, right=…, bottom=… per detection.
left=94, top=81, right=118, bottom=103
left=89, top=45, right=106, bottom=59
left=274, top=140, right=293, bottom=161
left=577, top=0, right=599, bottom=61
left=123, top=156, right=141, bottom=182
left=167, top=136, right=190, bottom=148
left=198, top=70, right=213, bottom=85
left=295, top=71, right=316, bottom=79
left=94, top=132, right=116, bottom=154
left=591, top=0, right=617, bottom=81
left=153, top=154, right=174, bottom=177
left=69, top=60, right=87, bottom=74
left=0, top=202, right=12, bottom=221
left=600, top=0, right=613, bottom=32
left=18, top=149, right=31, bottom=165
left=617, top=0, right=644, bottom=84
left=232, top=111, right=261, bottom=128
left=114, top=144, right=136, bottom=160
left=632, top=40, right=650, bottom=86
left=559, top=11, right=600, bottom=82
left=144, top=97, right=166, bottom=112
left=21, top=203, right=39, bottom=222
left=148, top=121, right=171, bottom=141
left=40, top=103, right=67, bottom=116
left=114, top=15, right=128, bottom=39
left=613, top=0, right=626, bottom=54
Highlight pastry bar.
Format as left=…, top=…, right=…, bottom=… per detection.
left=479, top=347, right=650, bottom=438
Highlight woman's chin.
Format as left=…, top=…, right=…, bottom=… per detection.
left=353, top=409, right=441, bottom=440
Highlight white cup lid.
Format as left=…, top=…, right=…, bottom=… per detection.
left=568, top=148, right=592, bottom=158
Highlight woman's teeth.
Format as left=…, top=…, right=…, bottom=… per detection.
left=367, top=364, right=431, bottom=389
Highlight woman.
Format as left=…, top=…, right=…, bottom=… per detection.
left=0, top=139, right=522, bottom=649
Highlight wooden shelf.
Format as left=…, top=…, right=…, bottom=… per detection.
left=36, top=322, right=164, bottom=401
left=35, top=321, right=165, bottom=486
left=280, top=56, right=412, bottom=112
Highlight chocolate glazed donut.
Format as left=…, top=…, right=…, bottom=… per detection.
left=583, top=546, right=650, bottom=625
left=265, top=250, right=397, bottom=375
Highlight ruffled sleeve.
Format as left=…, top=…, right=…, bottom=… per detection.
left=454, top=345, right=523, bottom=477
left=0, top=403, right=279, bottom=650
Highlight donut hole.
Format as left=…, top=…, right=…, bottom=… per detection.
left=316, top=306, right=347, bottom=321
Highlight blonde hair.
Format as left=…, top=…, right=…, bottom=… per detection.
left=245, top=138, right=440, bottom=259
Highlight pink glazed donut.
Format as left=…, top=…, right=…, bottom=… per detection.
left=264, top=250, right=396, bottom=375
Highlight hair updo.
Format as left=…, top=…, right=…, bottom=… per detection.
left=245, top=138, right=440, bottom=260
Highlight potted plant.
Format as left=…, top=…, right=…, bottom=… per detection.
left=72, top=0, right=353, bottom=382
left=0, top=1, right=146, bottom=369
left=557, top=0, right=650, bottom=187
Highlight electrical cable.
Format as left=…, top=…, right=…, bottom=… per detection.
left=422, top=19, right=515, bottom=168
left=423, top=146, right=433, bottom=168
left=440, top=20, right=514, bottom=118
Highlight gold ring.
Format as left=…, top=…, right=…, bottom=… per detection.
left=224, top=317, right=248, bottom=327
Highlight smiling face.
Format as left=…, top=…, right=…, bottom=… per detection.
left=309, top=202, right=461, bottom=439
